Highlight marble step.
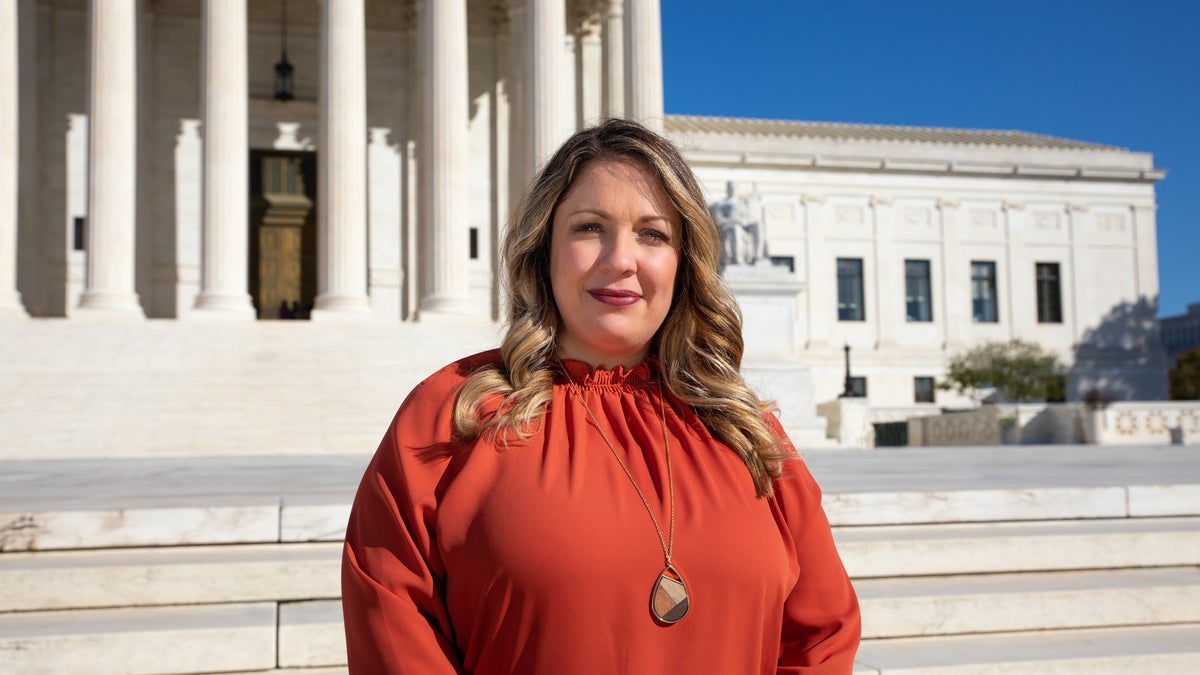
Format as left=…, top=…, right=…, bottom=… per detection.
left=835, top=516, right=1200, bottom=578
left=225, top=670, right=347, bottom=675
left=5, top=452, right=1199, bottom=554
left=0, top=602, right=347, bottom=674
left=854, top=623, right=1200, bottom=674
left=0, top=603, right=278, bottom=675
left=856, top=566, right=1200, bottom=639
left=0, top=542, right=341, bottom=612
left=279, top=600, right=347, bottom=669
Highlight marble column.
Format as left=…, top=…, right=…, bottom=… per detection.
left=416, top=0, right=472, bottom=315
left=601, top=0, right=625, bottom=118
left=624, top=0, right=663, bottom=131
left=193, top=0, right=253, bottom=317
left=314, top=0, right=371, bottom=317
left=575, top=17, right=602, bottom=127
left=76, top=0, right=144, bottom=316
left=527, top=0, right=569, bottom=173
left=506, top=1, right=531, bottom=201
left=0, top=0, right=27, bottom=317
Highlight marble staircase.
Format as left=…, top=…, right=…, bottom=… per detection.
left=2, top=322, right=1199, bottom=672
left=2, top=447, right=1199, bottom=674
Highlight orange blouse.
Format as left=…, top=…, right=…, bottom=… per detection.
left=342, top=350, right=860, bottom=674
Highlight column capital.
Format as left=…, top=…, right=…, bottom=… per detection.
left=1001, top=199, right=1026, bottom=212
left=936, top=198, right=961, bottom=209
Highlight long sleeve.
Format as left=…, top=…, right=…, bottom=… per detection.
left=770, top=417, right=862, bottom=673
left=341, top=371, right=466, bottom=674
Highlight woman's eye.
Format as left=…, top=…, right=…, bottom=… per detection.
left=573, top=222, right=603, bottom=233
left=640, top=228, right=671, bottom=244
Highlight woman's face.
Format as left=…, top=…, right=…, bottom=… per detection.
left=549, top=159, right=682, bottom=369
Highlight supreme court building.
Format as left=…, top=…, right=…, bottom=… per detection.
left=1, top=0, right=1169, bottom=408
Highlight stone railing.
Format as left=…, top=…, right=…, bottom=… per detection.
left=1084, top=402, right=1200, bottom=446
left=908, top=406, right=1001, bottom=446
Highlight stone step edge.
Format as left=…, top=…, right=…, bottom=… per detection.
left=0, top=602, right=280, bottom=674
left=853, top=623, right=1200, bottom=674
left=0, top=541, right=342, bottom=612
left=857, top=566, right=1200, bottom=639
left=0, top=601, right=344, bottom=672
left=835, top=515, right=1200, bottom=578
left=5, top=482, right=1198, bottom=553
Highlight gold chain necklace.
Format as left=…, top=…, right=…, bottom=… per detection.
left=562, top=365, right=690, bottom=625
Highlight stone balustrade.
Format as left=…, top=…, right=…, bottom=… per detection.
left=1086, top=402, right=1200, bottom=446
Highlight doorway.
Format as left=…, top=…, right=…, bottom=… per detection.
left=249, top=151, right=317, bottom=320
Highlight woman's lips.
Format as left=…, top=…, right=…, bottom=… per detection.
left=588, top=288, right=641, bottom=307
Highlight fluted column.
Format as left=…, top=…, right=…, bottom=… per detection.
left=77, top=0, right=144, bottom=316
left=416, top=0, right=472, bottom=315
left=601, top=0, right=625, bottom=119
left=314, top=0, right=371, bottom=317
left=0, top=0, right=27, bottom=317
left=575, top=17, right=602, bottom=127
left=527, top=0, right=569, bottom=173
left=624, top=0, right=663, bottom=131
left=193, top=0, right=253, bottom=317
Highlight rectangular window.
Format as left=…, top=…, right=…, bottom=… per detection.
left=971, top=261, right=998, bottom=323
left=848, top=376, right=867, bottom=398
left=905, top=259, right=932, bottom=322
left=837, top=258, right=865, bottom=321
left=914, top=376, right=935, bottom=403
left=73, top=217, right=86, bottom=252
left=469, top=227, right=479, bottom=260
left=1036, top=262, right=1063, bottom=323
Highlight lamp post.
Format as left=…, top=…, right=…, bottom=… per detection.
left=274, top=0, right=294, bottom=101
left=841, top=342, right=855, bottom=397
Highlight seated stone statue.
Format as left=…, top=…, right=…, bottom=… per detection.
left=709, top=181, right=765, bottom=267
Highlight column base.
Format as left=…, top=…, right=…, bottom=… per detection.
left=75, top=290, right=145, bottom=319
left=311, top=293, right=373, bottom=321
left=0, top=290, right=29, bottom=318
left=417, top=294, right=475, bottom=318
left=191, top=292, right=256, bottom=319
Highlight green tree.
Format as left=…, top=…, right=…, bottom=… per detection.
left=1169, top=347, right=1200, bottom=400
left=940, top=339, right=1063, bottom=403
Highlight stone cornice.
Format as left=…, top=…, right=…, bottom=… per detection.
left=677, top=148, right=1165, bottom=183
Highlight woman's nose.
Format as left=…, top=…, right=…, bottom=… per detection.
left=601, top=230, right=637, bottom=275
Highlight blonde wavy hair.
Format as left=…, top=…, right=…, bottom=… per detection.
left=453, top=118, right=790, bottom=497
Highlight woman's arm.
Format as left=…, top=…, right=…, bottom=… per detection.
left=768, top=416, right=862, bottom=674
left=341, top=377, right=466, bottom=674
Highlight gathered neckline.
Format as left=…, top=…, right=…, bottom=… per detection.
left=557, top=357, right=659, bottom=388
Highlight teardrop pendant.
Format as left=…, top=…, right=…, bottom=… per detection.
left=650, top=565, right=690, bottom=624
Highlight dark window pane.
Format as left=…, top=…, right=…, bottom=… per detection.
left=1036, top=262, right=1063, bottom=323
left=849, top=376, right=867, bottom=398
left=914, top=376, right=935, bottom=403
left=905, top=259, right=932, bottom=322
left=971, top=260, right=998, bottom=323
left=837, top=258, right=865, bottom=321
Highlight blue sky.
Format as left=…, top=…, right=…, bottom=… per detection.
left=661, top=0, right=1198, bottom=318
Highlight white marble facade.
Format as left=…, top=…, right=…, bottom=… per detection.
left=672, top=116, right=1168, bottom=404
left=7, top=1, right=1168, bottom=407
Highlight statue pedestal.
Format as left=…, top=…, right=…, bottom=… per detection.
left=726, top=263, right=829, bottom=447
left=724, top=263, right=804, bottom=360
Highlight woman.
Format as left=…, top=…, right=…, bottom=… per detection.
left=342, top=119, right=861, bottom=673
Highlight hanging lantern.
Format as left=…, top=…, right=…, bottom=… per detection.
left=274, top=0, right=294, bottom=101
